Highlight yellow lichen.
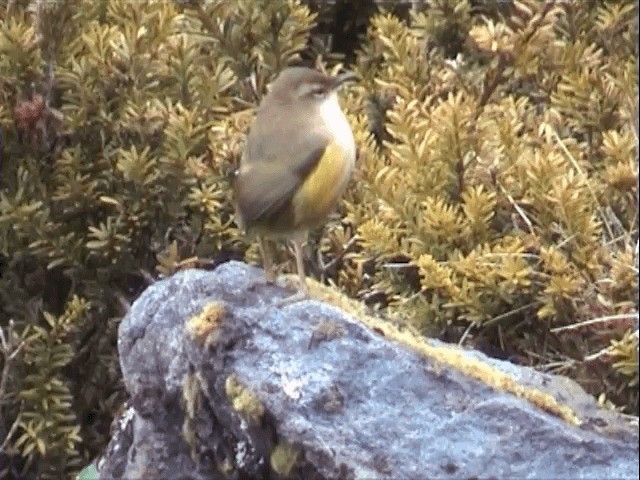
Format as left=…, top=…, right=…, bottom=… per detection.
left=217, top=458, right=235, bottom=478
left=181, top=373, right=202, bottom=461
left=225, top=375, right=264, bottom=426
left=270, top=442, right=300, bottom=478
left=301, top=277, right=582, bottom=426
left=186, top=301, right=227, bottom=347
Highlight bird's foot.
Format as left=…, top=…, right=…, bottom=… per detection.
left=275, top=276, right=310, bottom=306
left=264, top=269, right=277, bottom=285
left=276, top=289, right=309, bottom=306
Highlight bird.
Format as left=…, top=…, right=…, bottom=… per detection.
left=233, top=66, right=357, bottom=301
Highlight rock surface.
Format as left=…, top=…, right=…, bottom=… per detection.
left=99, top=261, right=639, bottom=479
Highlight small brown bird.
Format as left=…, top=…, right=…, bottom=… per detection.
left=233, top=67, right=357, bottom=300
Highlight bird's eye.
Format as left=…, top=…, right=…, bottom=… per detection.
left=310, top=87, right=326, bottom=99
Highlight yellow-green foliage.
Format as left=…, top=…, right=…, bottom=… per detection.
left=0, top=0, right=638, bottom=477
left=332, top=0, right=638, bottom=414
left=1, top=0, right=315, bottom=476
left=13, top=296, right=88, bottom=478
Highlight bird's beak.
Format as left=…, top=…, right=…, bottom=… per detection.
left=333, top=71, right=358, bottom=88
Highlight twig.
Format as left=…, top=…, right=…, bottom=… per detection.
left=550, top=129, right=617, bottom=242
left=1, top=413, right=22, bottom=450
left=6, top=0, right=16, bottom=17
left=584, top=346, right=613, bottom=363
left=556, top=233, right=576, bottom=249
left=320, top=236, right=358, bottom=274
left=582, top=331, right=639, bottom=363
left=538, top=359, right=578, bottom=370
left=382, top=262, right=417, bottom=270
left=583, top=330, right=640, bottom=363
left=497, top=181, right=535, bottom=234
left=483, top=302, right=538, bottom=327
left=0, top=323, right=25, bottom=428
left=458, top=321, right=476, bottom=346
left=550, top=312, right=640, bottom=333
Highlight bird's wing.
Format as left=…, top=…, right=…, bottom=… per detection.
left=234, top=133, right=330, bottom=232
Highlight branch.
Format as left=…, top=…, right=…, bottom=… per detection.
left=0, top=322, right=25, bottom=426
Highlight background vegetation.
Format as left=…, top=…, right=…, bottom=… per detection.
left=1, top=0, right=637, bottom=477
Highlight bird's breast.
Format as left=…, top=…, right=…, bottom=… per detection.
left=319, top=93, right=357, bottom=165
left=292, top=95, right=356, bottom=229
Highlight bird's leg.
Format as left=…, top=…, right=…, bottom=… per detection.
left=258, top=236, right=276, bottom=283
left=277, top=230, right=309, bottom=306
left=293, top=231, right=310, bottom=295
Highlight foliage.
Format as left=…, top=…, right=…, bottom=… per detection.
left=1, top=0, right=316, bottom=476
left=13, top=296, right=88, bottom=478
left=336, top=0, right=638, bottom=413
left=0, top=0, right=638, bottom=477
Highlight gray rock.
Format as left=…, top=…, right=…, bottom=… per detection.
left=99, top=261, right=639, bottom=479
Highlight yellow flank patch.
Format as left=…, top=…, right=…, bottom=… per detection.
left=292, top=141, right=352, bottom=228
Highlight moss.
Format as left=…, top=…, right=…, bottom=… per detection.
left=181, top=373, right=203, bottom=461
left=302, top=277, right=582, bottom=426
left=186, top=301, right=227, bottom=347
left=1, top=0, right=637, bottom=474
left=225, top=375, right=265, bottom=426
left=217, top=458, right=235, bottom=478
left=270, top=442, right=300, bottom=479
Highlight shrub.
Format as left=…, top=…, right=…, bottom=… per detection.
left=1, top=0, right=637, bottom=477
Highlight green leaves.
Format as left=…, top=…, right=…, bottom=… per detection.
left=189, top=0, right=315, bottom=80
left=610, top=330, right=639, bottom=387
left=0, top=14, right=43, bottom=88
left=1, top=2, right=319, bottom=475
left=348, top=0, right=638, bottom=413
left=86, top=217, right=131, bottom=263
left=116, top=145, right=158, bottom=187
left=188, top=183, right=223, bottom=215
left=1, top=2, right=638, bottom=477
left=15, top=296, right=90, bottom=477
